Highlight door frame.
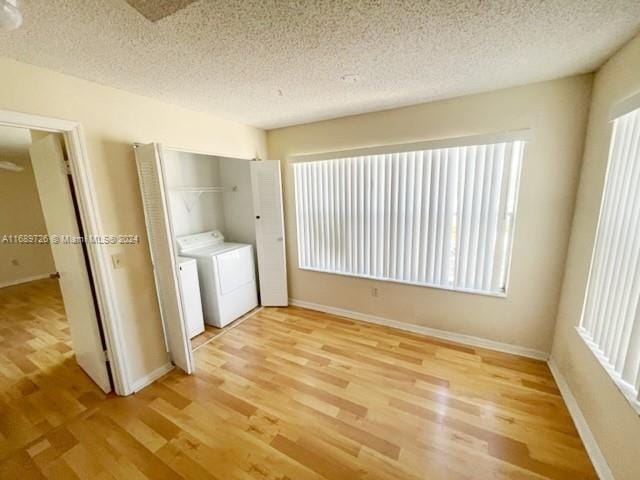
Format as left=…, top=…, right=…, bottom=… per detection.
left=159, top=143, right=257, bottom=162
left=0, top=109, right=129, bottom=395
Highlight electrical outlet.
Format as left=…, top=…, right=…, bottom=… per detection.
left=111, top=253, right=124, bottom=270
left=371, top=287, right=379, bottom=298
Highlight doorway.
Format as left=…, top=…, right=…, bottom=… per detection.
left=0, top=124, right=114, bottom=455
left=0, top=110, right=129, bottom=395
left=0, top=125, right=112, bottom=386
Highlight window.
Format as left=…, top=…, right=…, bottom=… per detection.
left=579, top=105, right=640, bottom=411
left=292, top=135, right=525, bottom=296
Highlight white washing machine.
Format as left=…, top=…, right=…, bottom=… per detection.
left=176, top=230, right=258, bottom=328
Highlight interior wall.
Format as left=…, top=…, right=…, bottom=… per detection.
left=268, top=75, right=593, bottom=354
left=551, top=34, right=640, bottom=480
left=163, top=150, right=224, bottom=238
left=0, top=152, right=55, bottom=287
left=219, top=157, right=256, bottom=247
left=162, top=151, right=256, bottom=248
left=0, top=57, right=266, bottom=391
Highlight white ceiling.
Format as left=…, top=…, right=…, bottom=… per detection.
left=0, top=1, right=639, bottom=129
left=0, top=125, right=31, bottom=156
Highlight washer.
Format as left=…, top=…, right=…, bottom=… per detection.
left=177, top=230, right=258, bottom=328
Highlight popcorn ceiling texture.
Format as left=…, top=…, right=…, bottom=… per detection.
left=0, top=1, right=638, bottom=129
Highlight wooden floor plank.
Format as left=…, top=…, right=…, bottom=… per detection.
left=0, top=279, right=598, bottom=479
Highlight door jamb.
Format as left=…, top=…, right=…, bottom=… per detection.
left=0, top=109, right=130, bottom=395
left=159, top=143, right=256, bottom=162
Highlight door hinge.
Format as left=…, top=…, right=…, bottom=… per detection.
left=103, top=349, right=110, bottom=363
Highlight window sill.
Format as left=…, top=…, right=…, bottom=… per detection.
left=298, top=266, right=508, bottom=298
left=575, top=326, right=640, bottom=415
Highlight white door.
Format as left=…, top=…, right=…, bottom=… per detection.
left=29, top=134, right=111, bottom=393
left=134, top=143, right=194, bottom=374
left=250, top=161, right=288, bottom=306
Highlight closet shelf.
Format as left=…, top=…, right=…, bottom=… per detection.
left=171, top=186, right=237, bottom=193
left=171, top=185, right=238, bottom=213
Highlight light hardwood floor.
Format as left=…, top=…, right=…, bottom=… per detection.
left=191, top=307, right=263, bottom=351
left=0, top=279, right=597, bottom=479
left=191, top=324, right=221, bottom=350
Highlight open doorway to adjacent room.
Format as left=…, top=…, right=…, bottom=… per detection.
left=0, top=124, right=114, bottom=455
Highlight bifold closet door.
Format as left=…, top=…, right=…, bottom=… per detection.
left=134, top=143, right=194, bottom=374
left=251, top=160, right=288, bottom=306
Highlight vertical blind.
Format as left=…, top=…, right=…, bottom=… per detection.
left=293, top=139, right=525, bottom=295
left=580, top=106, right=640, bottom=405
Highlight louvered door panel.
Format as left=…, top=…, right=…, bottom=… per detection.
left=251, top=161, right=288, bottom=306
left=134, top=143, right=194, bottom=374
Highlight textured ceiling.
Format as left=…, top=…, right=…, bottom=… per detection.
left=0, top=1, right=639, bottom=129
left=0, top=126, right=31, bottom=156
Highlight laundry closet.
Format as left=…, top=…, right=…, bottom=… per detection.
left=134, top=144, right=287, bottom=374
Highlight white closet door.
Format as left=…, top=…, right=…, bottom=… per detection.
left=134, top=143, right=194, bottom=374
left=251, top=160, right=288, bottom=306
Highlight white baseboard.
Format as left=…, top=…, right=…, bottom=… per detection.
left=129, top=362, right=174, bottom=394
left=288, top=298, right=549, bottom=360
left=0, top=273, right=54, bottom=289
left=547, top=357, right=613, bottom=480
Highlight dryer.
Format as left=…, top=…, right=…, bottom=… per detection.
left=177, top=230, right=258, bottom=328
left=177, top=256, right=205, bottom=338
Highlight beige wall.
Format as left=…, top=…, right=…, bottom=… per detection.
left=0, top=152, right=55, bottom=286
left=0, top=57, right=266, bottom=390
left=551, top=35, right=640, bottom=480
left=268, top=75, right=593, bottom=354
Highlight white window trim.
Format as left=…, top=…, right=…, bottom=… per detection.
left=609, top=90, right=640, bottom=121
left=576, top=326, right=640, bottom=414
left=289, top=129, right=532, bottom=163
left=299, top=265, right=509, bottom=298
left=290, top=130, right=530, bottom=298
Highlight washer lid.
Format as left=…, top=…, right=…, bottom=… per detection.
left=177, top=230, right=224, bottom=254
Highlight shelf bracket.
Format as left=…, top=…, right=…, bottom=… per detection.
left=180, top=191, right=203, bottom=213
